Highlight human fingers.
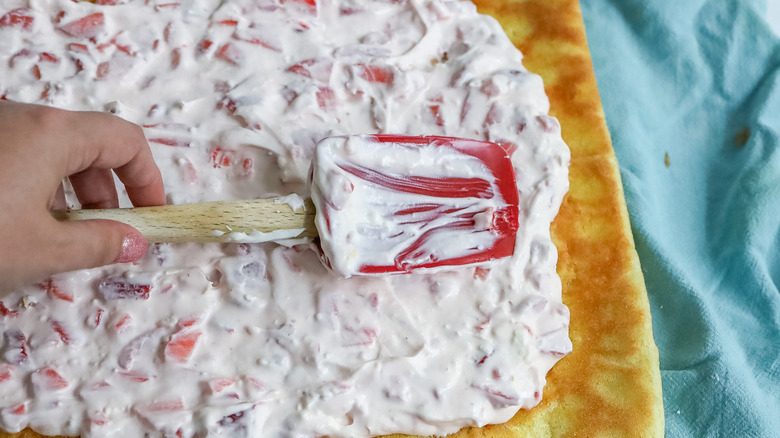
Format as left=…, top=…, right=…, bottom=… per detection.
left=0, top=213, right=146, bottom=291
left=46, top=218, right=148, bottom=272
left=28, top=105, right=167, bottom=208
left=68, top=168, right=120, bottom=209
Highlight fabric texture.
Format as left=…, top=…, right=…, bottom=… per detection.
left=580, top=0, right=780, bottom=436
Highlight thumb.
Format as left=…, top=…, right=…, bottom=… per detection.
left=48, top=219, right=148, bottom=272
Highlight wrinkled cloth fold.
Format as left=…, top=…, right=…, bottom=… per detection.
left=581, top=0, right=780, bottom=436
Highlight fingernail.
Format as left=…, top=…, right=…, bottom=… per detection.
left=113, top=233, right=148, bottom=264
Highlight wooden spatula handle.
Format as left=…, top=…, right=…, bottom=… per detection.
left=51, top=198, right=318, bottom=243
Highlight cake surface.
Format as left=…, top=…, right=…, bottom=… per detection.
left=0, top=0, right=572, bottom=437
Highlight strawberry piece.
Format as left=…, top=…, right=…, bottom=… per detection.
left=39, top=278, right=74, bottom=303
left=170, top=47, right=181, bottom=69
left=281, top=0, right=317, bottom=15
left=206, top=378, right=236, bottom=394
left=148, top=137, right=191, bottom=147
left=476, top=385, right=519, bottom=408
left=287, top=58, right=332, bottom=83
left=536, top=114, right=559, bottom=133
left=316, top=87, right=335, bottom=109
left=120, top=371, right=153, bottom=382
left=87, top=308, right=105, bottom=329
left=59, top=12, right=105, bottom=38
left=164, top=329, right=202, bottom=363
left=0, top=301, right=19, bottom=318
left=137, top=397, right=184, bottom=413
left=0, top=364, right=13, bottom=383
left=99, top=277, right=152, bottom=300
left=232, top=29, right=280, bottom=51
left=342, top=327, right=377, bottom=347
left=216, top=97, right=237, bottom=115
left=96, top=61, right=110, bottom=80
left=209, top=147, right=235, bottom=168
left=39, top=52, right=59, bottom=63
left=197, top=38, right=214, bottom=54
left=2, top=330, right=28, bottom=364
left=218, top=19, right=239, bottom=26
left=473, top=266, right=490, bottom=280
left=215, top=42, right=243, bottom=66
left=0, top=8, right=35, bottom=31
left=218, top=408, right=249, bottom=427
left=32, top=367, right=69, bottom=391
left=114, top=314, right=133, bottom=333
left=241, top=158, right=254, bottom=177
left=51, top=320, right=74, bottom=345
left=357, top=64, right=394, bottom=84
left=154, top=3, right=182, bottom=11
left=67, top=43, right=89, bottom=53
left=9, top=404, right=26, bottom=415
left=30, top=64, right=41, bottom=80
left=9, top=48, right=34, bottom=68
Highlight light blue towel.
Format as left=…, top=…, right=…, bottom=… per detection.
left=580, top=0, right=780, bottom=436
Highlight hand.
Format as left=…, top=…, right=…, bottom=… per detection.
left=0, top=101, right=166, bottom=291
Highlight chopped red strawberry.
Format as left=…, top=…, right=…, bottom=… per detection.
left=59, top=12, right=105, bottom=38
left=30, top=64, right=41, bottom=80
left=94, top=62, right=110, bottom=80
left=197, top=38, right=214, bottom=53
left=473, top=266, right=490, bottom=280
left=287, top=58, right=332, bottom=83
left=0, top=301, right=19, bottom=318
left=232, top=29, right=280, bottom=51
left=39, top=52, right=60, bottom=63
left=154, top=3, right=182, bottom=12
left=2, top=329, right=28, bottom=364
left=67, top=43, right=89, bottom=53
left=0, top=8, right=35, bottom=31
left=38, top=278, right=74, bottom=303
left=215, top=42, right=243, bottom=66
left=164, top=329, right=202, bottom=363
left=209, top=147, right=235, bottom=168
left=342, top=327, right=377, bottom=347
left=206, top=377, right=236, bottom=394
left=218, top=19, right=239, bottom=26
left=476, top=385, right=519, bottom=408
left=9, top=48, right=34, bottom=68
left=0, top=364, right=13, bottom=383
left=316, top=87, right=335, bottom=109
left=357, top=64, right=394, bottom=84
left=51, top=320, right=74, bottom=345
left=170, top=47, right=181, bottom=69
left=32, top=367, right=69, bottom=391
left=114, top=314, right=133, bottom=333
left=87, top=308, right=105, bottom=329
left=137, top=397, right=184, bottom=413
left=99, top=277, right=152, bottom=300
left=281, top=0, right=317, bottom=15
left=149, top=137, right=191, bottom=147
left=8, top=403, right=26, bottom=416
left=216, top=97, right=237, bottom=115
left=241, top=158, right=254, bottom=177
left=120, top=371, right=153, bottom=382
left=536, top=114, right=559, bottom=133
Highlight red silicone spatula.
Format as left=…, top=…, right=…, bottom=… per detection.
left=54, top=135, right=519, bottom=277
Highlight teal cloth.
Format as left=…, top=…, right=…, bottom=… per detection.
left=580, top=0, right=780, bottom=436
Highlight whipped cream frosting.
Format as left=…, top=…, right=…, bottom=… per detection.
left=310, top=135, right=519, bottom=277
left=0, top=0, right=572, bottom=436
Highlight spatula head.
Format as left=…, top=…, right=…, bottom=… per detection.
left=310, top=135, right=519, bottom=277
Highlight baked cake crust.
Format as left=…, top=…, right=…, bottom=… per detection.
left=0, top=0, right=663, bottom=436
